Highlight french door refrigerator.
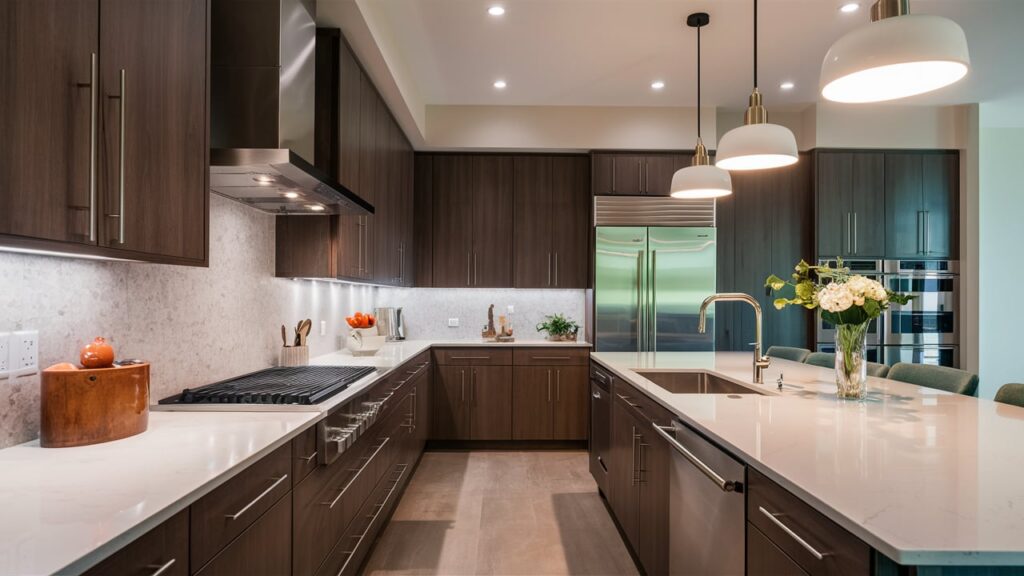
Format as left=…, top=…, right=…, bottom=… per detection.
left=594, top=227, right=716, bottom=352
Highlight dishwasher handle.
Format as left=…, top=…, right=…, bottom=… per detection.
left=653, top=423, right=742, bottom=493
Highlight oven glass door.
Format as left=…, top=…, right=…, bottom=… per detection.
left=883, top=346, right=959, bottom=368
left=884, top=275, right=958, bottom=345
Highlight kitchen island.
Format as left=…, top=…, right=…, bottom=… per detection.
left=591, top=351, right=1024, bottom=571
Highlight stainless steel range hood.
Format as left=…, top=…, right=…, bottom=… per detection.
left=210, top=0, right=372, bottom=215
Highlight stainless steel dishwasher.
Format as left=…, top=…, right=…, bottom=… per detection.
left=653, top=419, right=746, bottom=575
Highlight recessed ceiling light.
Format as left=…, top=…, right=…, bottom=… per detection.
left=282, top=191, right=299, bottom=199
left=308, top=205, right=325, bottom=212
left=651, top=80, right=666, bottom=90
left=780, top=81, right=795, bottom=90
left=493, top=79, right=507, bottom=89
left=840, top=3, right=859, bottom=13
left=488, top=5, right=505, bottom=16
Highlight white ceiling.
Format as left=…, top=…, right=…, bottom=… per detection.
left=360, top=0, right=1024, bottom=108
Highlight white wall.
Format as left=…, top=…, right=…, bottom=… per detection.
left=814, top=102, right=966, bottom=149
left=977, top=106, right=1024, bottom=398
left=424, top=105, right=716, bottom=151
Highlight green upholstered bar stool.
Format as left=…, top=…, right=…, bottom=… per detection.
left=887, top=363, right=979, bottom=397
left=994, top=384, right=1024, bottom=408
left=766, top=346, right=811, bottom=363
left=804, top=352, right=890, bottom=377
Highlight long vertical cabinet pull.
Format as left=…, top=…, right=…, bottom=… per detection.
left=116, top=69, right=126, bottom=243
left=473, top=253, right=478, bottom=286
left=637, top=159, right=642, bottom=193
left=645, top=161, right=650, bottom=194
left=631, top=425, right=641, bottom=485
left=547, top=370, right=552, bottom=402
left=547, top=253, right=552, bottom=287
left=554, top=252, right=559, bottom=287
left=556, top=370, right=560, bottom=401
left=466, top=252, right=471, bottom=286
left=460, top=369, right=465, bottom=402
left=472, top=369, right=477, bottom=404
left=87, top=53, right=98, bottom=242
left=924, top=212, right=929, bottom=254
left=852, top=212, right=858, bottom=254
left=846, top=213, right=852, bottom=255
left=611, top=159, right=616, bottom=194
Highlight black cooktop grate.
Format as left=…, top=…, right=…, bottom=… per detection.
left=164, top=365, right=377, bottom=405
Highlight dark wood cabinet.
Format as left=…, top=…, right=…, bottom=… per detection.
left=471, top=156, right=515, bottom=287
left=195, top=495, right=292, bottom=576
left=608, top=393, right=641, bottom=552
left=513, top=156, right=590, bottom=288
left=552, top=365, right=588, bottom=440
left=83, top=509, right=188, bottom=576
left=591, top=152, right=692, bottom=196
left=432, top=365, right=471, bottom=440
left=637, top=422, right=669, bottom=576
left=468, top=366, right=513, bottom=440
left=513, top=350, right=588, bottom=440
left=748, top=522, right=810, bottom=576
left=2, top=0, right=208, bottom=265
left=816, top=151, right=885, bottom=259
left=512, top=366, right=554, bottom=439
left=885, top=151, right=958, bottom=259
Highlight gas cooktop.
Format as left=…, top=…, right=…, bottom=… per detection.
left=158, top=365, right=377, bottom=406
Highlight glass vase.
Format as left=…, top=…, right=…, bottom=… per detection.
left=835, top=322, right=870, bottom=401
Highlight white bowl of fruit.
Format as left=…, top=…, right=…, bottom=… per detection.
left=345, top=313, right=385, bottom=356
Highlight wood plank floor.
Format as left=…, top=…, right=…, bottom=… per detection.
left=362, top=450, right=639, bottom=576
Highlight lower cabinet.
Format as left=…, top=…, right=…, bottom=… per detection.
left=512, top=365, right=588, bottom=440
left=83, top=509, right=188, bottom=576
left=195, top=496, right=292, bottom=576
left=748, top=522, right=809, bottom=576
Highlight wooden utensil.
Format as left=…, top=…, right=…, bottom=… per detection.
left=281, top=325, right=289, bottom=347
left=299, top=319, right=312, bottom=346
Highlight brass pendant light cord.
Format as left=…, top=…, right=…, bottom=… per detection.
left=696, top=22, right=701, bottom=139
left=753, top=0, right=758, bottom=89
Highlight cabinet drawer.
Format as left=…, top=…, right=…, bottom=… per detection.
left=191, top=443, right=291, bottom=570
left=748, top=469, right=870, bottom=576
left=292, top=426, right=319, bottom=486
left=513, top=347, right=589, bottom=366
left=611, top=380, right=674, bottom=426
left=195, top=494, right=291, bottom=576
left=84, top=509, right=188, bottom=576
left=433, top=348, right=513, bottom=366
left=315, top=461, right=412, bottom=576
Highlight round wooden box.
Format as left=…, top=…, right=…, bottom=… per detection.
left=40, top=363, right=150, bottom=448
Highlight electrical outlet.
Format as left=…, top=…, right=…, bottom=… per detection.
left=320, top=320, right=327, bottom=336
left=0, top=332, right=10, bottom=377
left=447, top=318, right=460, bottom=328
left=11, top=330, right=38, bottom=377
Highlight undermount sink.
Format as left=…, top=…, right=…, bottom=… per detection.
left=635, top=371, right=765, bottom=395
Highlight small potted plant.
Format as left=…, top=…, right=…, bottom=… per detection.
left=536, top=313, right=580, bottom=342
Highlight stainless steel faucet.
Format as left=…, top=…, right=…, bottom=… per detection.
left=698, top=293, right=771, bottom=384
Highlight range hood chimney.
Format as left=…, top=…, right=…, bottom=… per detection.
left=210, top=0, right=372, bottom=215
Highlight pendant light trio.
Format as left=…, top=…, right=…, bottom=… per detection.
left=670, top=0, right=970, bottom=199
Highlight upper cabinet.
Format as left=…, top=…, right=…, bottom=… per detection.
left=885, top=151, right=958, bottom=259
left=591, top=153, right=692, bottom=196
left=1, top=0, right=209, bottom=264
left=816, top=151, right=886, bottom=259
left=513, top=156, right=590, bottom=289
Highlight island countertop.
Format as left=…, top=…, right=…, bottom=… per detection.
left=590, top=351, right=1024, bottom=567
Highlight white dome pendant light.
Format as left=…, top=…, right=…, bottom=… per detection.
left=820, top=0, right=969, bottom=103
left=671, top=12, right=733, bottom=199
left=715, top=0, right=799, bottom=171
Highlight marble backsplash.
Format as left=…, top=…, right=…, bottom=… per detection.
left=374, top=287, right=586, bottom=341
left=0, top=195, right=376, bottom=448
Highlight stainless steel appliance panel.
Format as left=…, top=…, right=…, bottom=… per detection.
left=660, top=420, right=745, bottom=576
left=883, top=260, right=959, bottom=346
left=589, top=366, right=612, bottom=494
left=650, top=227, right=716, bottom=352
left=375, top=307, right=405, bottom=341
left=884, top=345, right=959, bottom=368
left=595, top=227, right=648, bottom=352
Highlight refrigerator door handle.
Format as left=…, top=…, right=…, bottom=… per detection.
left=636, top=251, right=644, bottom=353
left=650, top=250, right=657, bottom=352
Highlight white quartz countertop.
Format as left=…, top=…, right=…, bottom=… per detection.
left=0, top=339, right=590, bottom=575
left=590, top=351, right=1024, bottom=567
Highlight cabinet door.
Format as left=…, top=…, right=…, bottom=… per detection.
left=512, top=366, right=553, bottom=439
left=471, top=156, right=514, bottom=287
left=551, top=156, right=590, bottom=289
left=815, top=151, right=852, bottom=258
left=637, top=423, right=669, bottom=576
left=83, top=509, right=188, bottom=576
left=513, top=156, right=554, bottom=288
left=469, top=366, right=513, bottom=440
left=850, top=153, right=885, bottom=258
left=922, top=152, right=957, bottom=258
left=99, top=0, right=207, bottom=262
left=643, top=154, right=678, bottom=196
left=552, top=366, right=588, bottom=440
left=608, top=397, right=640, bottom=551
left=885, top=152, right=923, bottom=258
left=747, top=523, right=809, bottom=576
left=432, top=366, right=469, bottom=440
left=372, top=97, right=397, bottom=285
left=357, top=73, right=378, bottom=279
left=1, top=0, right=99, bottom=245
left=413, top=154, right=434, bottom=287
left=591, top=153, right=614, bottom=195
left=432, top=156, right=474, bottom=287
left=416, top=365, right=432, bottom=446
left=612, top=155, right=644, bottom=195
left=195, top=495, right=292, bottom=576
left=338, top=38, right=361, bottom=191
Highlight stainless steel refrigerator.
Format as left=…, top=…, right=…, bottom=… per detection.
left=594, top=227, right=716, bottom=352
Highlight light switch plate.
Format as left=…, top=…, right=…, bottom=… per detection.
left=0, top=332, right=10, bottom=378
left=11, top=330, right=38, bottom=377
left=447, top=318, right=460, bottom=327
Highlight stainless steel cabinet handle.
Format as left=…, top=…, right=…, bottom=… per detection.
left=554, top=252, right=559, bottom=286
left=637, top=160, right=642, bottom=192
left=323, top=438, right=390, bottom=509
left=450, top=356, right=491, bottom=360
left=924, top=211, right=929, bottom=253
left=616, top=393, right=641, bottom=409
left=336, top=464, right=408, bottom=576
left=531, top=356, right=570, bottom=361
left=547, top=370, right=552, bottom=402
left=547, top=252, right=552, bottom=287
left=631, top=426, right=641, bottom=485
left=298, top=451, right=318, bottom=463
left=635, top=252, right=643, bottom=353
left=471, top=369, right=477, bottom=404
left=466, top=252, right=471, bottom=286
left=653, top=423, right=740, bottom=492
left=461, top=369, right=465, bottom=402
left=593, top=370, right=609, bottom=384
left=556, top=370, right=561, bottom=401
left=852, top=212, right=858, bottom=254
left=611, top=158, right=616, bottom=193
left=473, top=252, right=478, bottom=285
left=106, top=69, right=127, bottom=243
left=758, top=506, right=828, bottom=560
left=645, top=161, right=650, bottom=194
left=145, top=558, right=176, bottom=576
left=917, top=211, right=924, bottom=254
left=846, top=212, right=852, bottom=255
left=226, top=474, right=288, bottom=520
left=85, top=53, right=98, bottom=242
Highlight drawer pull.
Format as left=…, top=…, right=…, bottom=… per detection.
left=758, top=506, right=828, bottom=561
left=450, top=356, right=490, bottom=360
left=146, top=558, right=176, bottom=576
left=336, top=464, right=410, bottom=576
left=531, top=356, right=571, bottom=361
left=298, top=451, right=318, bottom=463
left=323, top=437, right=391, bottom=509
left=653, top=424, right=739, bottom=493
left=615, top=393, right=641, bottom=409
left=224, top=474, right=288, bottom=520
